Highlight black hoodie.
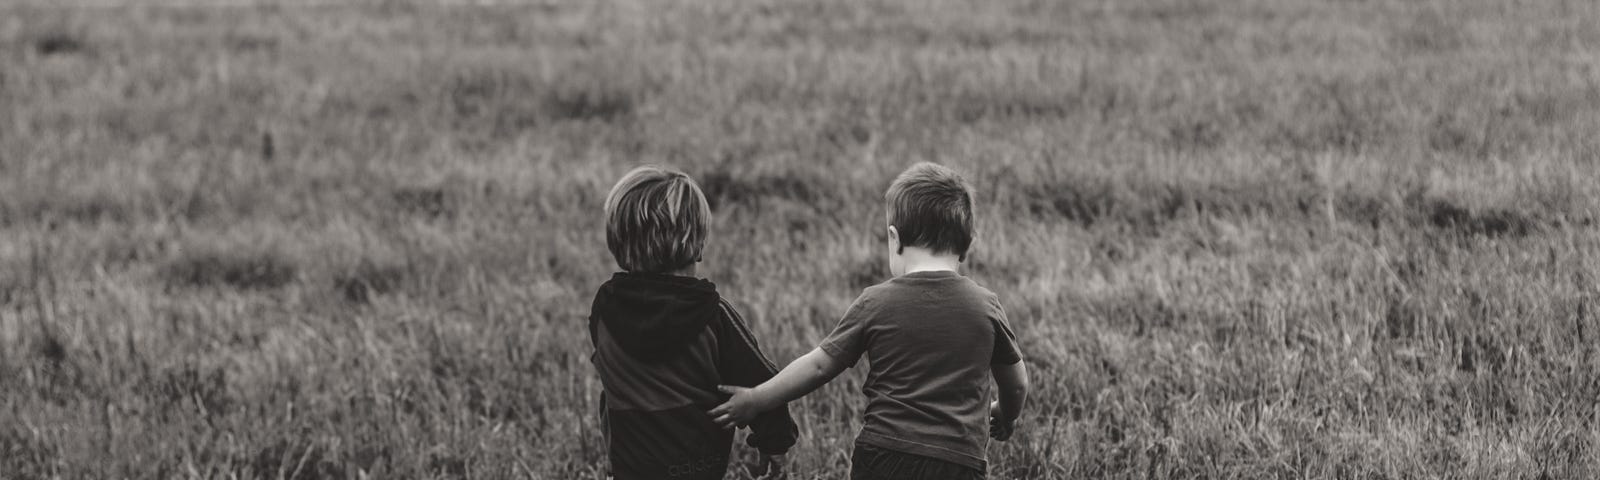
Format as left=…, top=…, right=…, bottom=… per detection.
left=589, top=272, right=799, bottom=480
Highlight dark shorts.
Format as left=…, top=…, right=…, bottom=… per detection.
left=850, top=443, right=985, bottom=480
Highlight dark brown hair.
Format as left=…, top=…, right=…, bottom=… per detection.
left=885, top=162, right=975, bottom=260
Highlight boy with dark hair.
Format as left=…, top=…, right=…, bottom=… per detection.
left=590, top=165, right=797, bottom=480
left=711, top=162, right=1030, bottom=479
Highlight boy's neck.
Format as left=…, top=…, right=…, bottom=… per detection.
left=659, top=264, right=698, bottom=278
left=898, top=247, right=961, bottom=275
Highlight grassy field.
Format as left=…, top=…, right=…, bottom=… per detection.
left=2, top=0, right=1599, bottom=478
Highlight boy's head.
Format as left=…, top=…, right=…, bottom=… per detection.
left=884, top=162, right=975, bottom=266
left=604, top=165, right=711, bottom=274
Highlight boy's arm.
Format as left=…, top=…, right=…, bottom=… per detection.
left=713, top=301, right=799, bottom=455
left=714, top=293, right=871, bottom=429
left=711, top=347, right=848, bottom=428
left=988, top=295, right=1027, bottom=441
left=990, top=359, right=1029, bottom=440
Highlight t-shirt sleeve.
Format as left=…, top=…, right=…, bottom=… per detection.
left=990, top=297, right=1022, bottom=366
left=818, top=294, right=873, bottom=367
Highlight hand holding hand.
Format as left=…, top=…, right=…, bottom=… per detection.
left=709, top=385, right=767, bottom=429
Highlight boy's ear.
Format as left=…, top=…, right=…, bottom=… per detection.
left=887, top=225, right=902, bottom=255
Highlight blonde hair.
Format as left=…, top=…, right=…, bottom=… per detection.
left=604, top=165, right=711, bottom=273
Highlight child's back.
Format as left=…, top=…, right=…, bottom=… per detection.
left=819, top=271, right=1020, bottom=472
left=590, top=273, right=796, bottom=479
left=590, top=165, right=797, bottom=480
left=710, top=162, right=1029, bottom=480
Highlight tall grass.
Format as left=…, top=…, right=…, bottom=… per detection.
left=1, top=0, right=1598, bottom=478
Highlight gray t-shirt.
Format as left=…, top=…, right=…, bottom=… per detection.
left=819, top=270, right=1022, bottom=471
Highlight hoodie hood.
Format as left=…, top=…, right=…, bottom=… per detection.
left=591, top=272, right=722, bottom=360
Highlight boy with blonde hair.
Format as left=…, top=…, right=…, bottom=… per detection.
left=711, top=162, right=1030, bottom=479
left=589, top=165, right=797, bottom=480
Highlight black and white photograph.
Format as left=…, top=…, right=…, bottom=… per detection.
left=2, top=0, right=1597, bottom=478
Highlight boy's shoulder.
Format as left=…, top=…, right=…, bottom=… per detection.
left=859, top=272, right=1001, bottom=308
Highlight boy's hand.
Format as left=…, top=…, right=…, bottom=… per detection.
left=709, top=385, right=769, bottom=429
left=989, top=400, right=1015, bottom=441
left=751, top=454, right=786, bottom=480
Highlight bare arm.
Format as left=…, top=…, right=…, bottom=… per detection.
left=710, top=347, right=848, bottom=427
left=989, top=360, right=1029, bottom=440
left=752, top=347, right=850, bottom=405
